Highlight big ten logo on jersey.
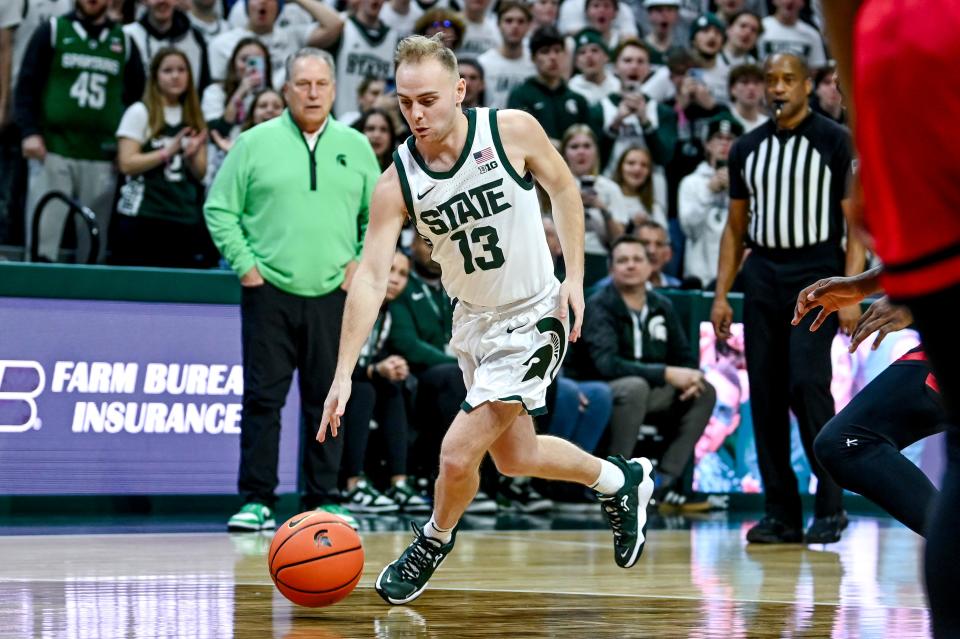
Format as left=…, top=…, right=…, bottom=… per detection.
left=346, top=52, right=390, bottom=79
left=473, top=146, right=498, bottom=174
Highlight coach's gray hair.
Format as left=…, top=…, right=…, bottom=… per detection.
left=285, top=47, right=337, bottom=83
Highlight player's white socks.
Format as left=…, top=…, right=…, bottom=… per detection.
left=423, top=516, right=453, bottom=544
left=590, top=459, right=626, bottom=496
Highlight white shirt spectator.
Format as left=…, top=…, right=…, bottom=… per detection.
left=758, top=16, right=827, bottom=68
left=477, top=48, right=535, bottom=109
left=731, top=108, right=768, bottom=133
left=116, top=102, right=183, bottom=144
left=227, top=1, right=314, bottom=29
left=640, top=65, right=674, bottom=103
left=209, top=24, right=315, bottom=88
left=9, top=0, right=72, bottom=89
left=569, top=73, right=620, bottom=106
left=189, top=12, right=231, bottom=41
left=696, top=64, right=731, bottom=107
left=678, top=160, right=728, bottom=286
left=380, top=1, right=423, bottom=39
left=583, top=174, right=632, bottom=256
left=557, top=0, right=638, bottom=39
left=458, top=15, right=502, bottom=57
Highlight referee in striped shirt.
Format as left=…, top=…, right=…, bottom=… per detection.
left=710, top=53, right=866, bottom=544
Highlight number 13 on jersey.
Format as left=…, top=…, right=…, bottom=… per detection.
left=450, top=225, right=506, bottom=273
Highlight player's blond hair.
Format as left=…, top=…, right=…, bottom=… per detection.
left=394, top=34, right=459, bottom=76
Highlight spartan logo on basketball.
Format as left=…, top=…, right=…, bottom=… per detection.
left=0, top=361, right=46, bottom=433
left=522, top=318, right=567, bottom=382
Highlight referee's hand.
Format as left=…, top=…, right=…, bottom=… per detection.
left=711, top=297, right=734, bottom=341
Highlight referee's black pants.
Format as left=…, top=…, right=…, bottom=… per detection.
left=741, top=243, right=844, bottom=527
left=238, top=282, right=345, bottom=509
left=902, top=282, right=960, bottom=639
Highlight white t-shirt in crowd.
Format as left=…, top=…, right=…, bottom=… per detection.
left=477, top=48, right=536, bottom=109
left=569, top=73, right=621, bottom=107
left=380, top=1, right=423, bottom=39
left=457, top=15, right=501, bottom=58
left=209, top=25, right=315, bottom=88
left=758, top=16, right=827, bottom=68
left=116, top=103, right=184, bottom=144
left=9, top=0, right=73, bottom=89
left=557, top=0, right=638, bottom=39
left=731, top=108, right=769, bottom=133
left=227, top=1, right=314, bottom=29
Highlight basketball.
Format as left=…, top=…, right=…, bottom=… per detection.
left=268, top=511, right=364, bottom=607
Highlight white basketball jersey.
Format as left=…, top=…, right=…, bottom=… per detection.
left=334, top=17, right=397, bottom=117
left=394, top=108, right=555, bottom=307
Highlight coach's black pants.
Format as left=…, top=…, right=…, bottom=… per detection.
left=902, top=283, right=960, bottom=639
left=238, top=282, right=345, bottom=509
left=815, top=360, right=944, bottom=536
left=741, top=244, right=844, bottom=527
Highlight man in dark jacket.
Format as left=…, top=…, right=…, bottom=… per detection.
left=571, top=235, right=715, bottom=506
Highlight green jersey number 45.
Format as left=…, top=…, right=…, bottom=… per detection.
left=69, top=71, right=108, bottom=110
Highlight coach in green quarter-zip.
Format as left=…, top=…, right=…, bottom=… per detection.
left=205, top=47, right=381, bottom=532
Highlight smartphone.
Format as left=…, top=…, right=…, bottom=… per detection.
left=580, top=175, right=596, bottom=190
left=715, top=159, right=728, bottom=169
left=688, top=68, right=705, bottom=83
left=246, top=56, right=267, bottom=89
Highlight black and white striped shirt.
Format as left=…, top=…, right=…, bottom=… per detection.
left=728, top=112, right=853, bottom=250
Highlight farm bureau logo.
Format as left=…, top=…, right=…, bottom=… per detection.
left=0, top=361, right=245, bottom=436
left=0, top=360, right=46, bottom=433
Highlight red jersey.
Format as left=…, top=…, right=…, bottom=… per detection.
left=854, top=0, right=960, bottom=299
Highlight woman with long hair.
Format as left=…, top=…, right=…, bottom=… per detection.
left=114, top=47, right=213, bottom=268
left=560, top=124, right=630, bottom=285
left=353, top=108, right=398, bottom=171
left=612, top=146, right=667, bottom=230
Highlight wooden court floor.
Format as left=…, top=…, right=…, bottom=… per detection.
left=0, top=517, right=930, bottom=638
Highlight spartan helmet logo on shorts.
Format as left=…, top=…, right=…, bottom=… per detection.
left=522, top=317, right=567, bottom=382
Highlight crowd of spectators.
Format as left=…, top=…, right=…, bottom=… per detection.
left=0, top=0, right=842, bottom=514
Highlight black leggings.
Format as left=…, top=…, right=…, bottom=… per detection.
left=341, top=375, right=409, bottom=481
left=904, top=283, right=960, bottom=639
left=814, top=361, right=945, bottom=536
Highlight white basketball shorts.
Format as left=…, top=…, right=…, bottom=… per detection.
left=450, top=279, right=569, bottom=416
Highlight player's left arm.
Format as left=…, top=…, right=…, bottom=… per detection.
left=496, top=108, right=586, bottom=341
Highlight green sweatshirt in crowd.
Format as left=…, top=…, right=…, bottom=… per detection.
left=204, top=110, right=381, bottom=297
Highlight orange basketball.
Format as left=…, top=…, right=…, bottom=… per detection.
left=268, top=511, right=364, bottom=608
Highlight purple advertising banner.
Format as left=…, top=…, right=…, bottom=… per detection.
left=0, top=297, right=301, bottom=495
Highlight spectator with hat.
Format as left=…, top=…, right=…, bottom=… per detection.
left=678, top=113, right=743, bottom=288
left=569, top=29, right=618, bottom=106
left=507, top=26, right=597, bottom=143
left=689, top=12, right=730, bottom=106
left=643, top=0, right=684, bottom=69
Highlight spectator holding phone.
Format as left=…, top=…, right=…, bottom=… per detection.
left=678, top=114, right=742, bottom=288
left=202, top=37, right=272, bottom=185
left=561, top=124, right=631, bottom=286
left=612, top=146, right=667, bottom=228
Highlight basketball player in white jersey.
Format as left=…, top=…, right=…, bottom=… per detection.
left=317, top=34, right=656, bottom=605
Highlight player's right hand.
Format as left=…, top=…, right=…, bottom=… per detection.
left=710, top=297, right=733, bottom=341
left=317, top=378, right=352, bottom=443
left=849, top=297, right=913, bottom=353
left=792, top=276, right=868, bottom=331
